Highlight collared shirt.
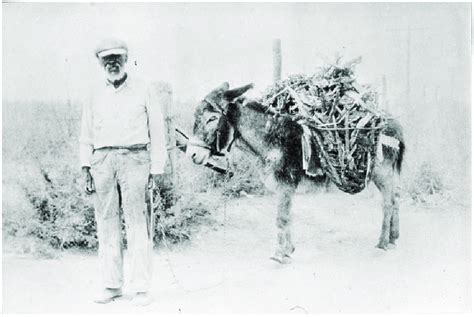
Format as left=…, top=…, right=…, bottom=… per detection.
left=79, top=75, right=171, bottom=174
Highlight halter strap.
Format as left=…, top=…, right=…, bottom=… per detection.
left=202, top=97, right=261, bottom=157
left=205, top=97, right=225, bottom=114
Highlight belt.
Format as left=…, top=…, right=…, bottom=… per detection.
left=94, top=144, right=148, bottom=152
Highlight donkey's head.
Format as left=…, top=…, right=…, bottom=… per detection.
left=187, top=82, right=254, bottom=165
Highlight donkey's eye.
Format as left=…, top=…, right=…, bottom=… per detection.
left=206, top=116, right=218, bottom=124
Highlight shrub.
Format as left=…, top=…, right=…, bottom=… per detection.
left=6, top=155, right=98, bottom=250
left=195, top=149, right=265, bottom=198
left=150, top=188, right=219, bottom=245
left=405, top=161, right=446, bottom=204
left=2, top=100, right=238, bottom=255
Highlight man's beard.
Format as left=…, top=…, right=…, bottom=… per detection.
left=104, top=63, right=126, bottom=83
left=105, top=67, right=125, bottom=83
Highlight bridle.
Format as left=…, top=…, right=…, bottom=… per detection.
left=191, top=97, right=260, bottom=157
left=204, top=97, right=239, bottom=155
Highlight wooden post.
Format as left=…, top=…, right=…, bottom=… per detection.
left=381, top=74, right=388, bottom=112
left=273, top=39, right=282, bottom=83
left=154, top=82, right=177, bottom=193
left=163, top=93, right=177, bottom=188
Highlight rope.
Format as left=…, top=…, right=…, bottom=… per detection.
left=149, top=187, right=186, bottom=292
left=159, top=219, right=185, bottom=291
left=150, top=184, right=228, bottom=294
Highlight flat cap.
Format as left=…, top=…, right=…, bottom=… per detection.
left=95, top=38, right=128, bottom=58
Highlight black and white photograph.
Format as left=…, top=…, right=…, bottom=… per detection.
left=2, top=2, right=471, bottom=313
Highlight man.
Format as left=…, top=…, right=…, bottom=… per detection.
left=80, top=38, right=170, bottom=306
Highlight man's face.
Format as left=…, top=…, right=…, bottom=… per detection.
left=99, top=54, right=127, bottom=80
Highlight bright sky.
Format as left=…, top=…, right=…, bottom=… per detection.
left=3, top=2, right=470, bottom=107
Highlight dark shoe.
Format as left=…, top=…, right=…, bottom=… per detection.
left=94, top=288, right=122, bottom=304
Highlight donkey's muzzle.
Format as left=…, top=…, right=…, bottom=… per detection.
left=186, top=137, right=211, bottom=165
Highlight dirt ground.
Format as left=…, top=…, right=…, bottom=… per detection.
left=2, top=189, right=471, bottom=313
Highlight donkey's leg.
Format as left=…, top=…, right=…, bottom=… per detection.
left=372, top=162, right=395, bottom=250
left=279, top=186, right=296, bottom=256
left=270, top=185, right=296, bottom=264
left=389, top=172, right=401, bottom=244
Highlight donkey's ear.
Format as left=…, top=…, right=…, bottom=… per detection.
left=206, top=82, right=230, bottom=99
left=216, top=82, right=230, bottom=92
left=224, top=83, right=254, bottom=100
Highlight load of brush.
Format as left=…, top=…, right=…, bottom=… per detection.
left=260, top=57, right=389, bottom=194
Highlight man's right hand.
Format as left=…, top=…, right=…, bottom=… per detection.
left=82, top=167, right=95, bottom=195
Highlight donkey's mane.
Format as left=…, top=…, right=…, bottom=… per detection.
left=242, top=99, right=268, bottom=113
left=230, top=97, right=304, bottom=186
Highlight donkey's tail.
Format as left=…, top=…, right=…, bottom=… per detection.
left=396, top=140, right=405, bottom=174
left=381, top=118, right=405, bottom=174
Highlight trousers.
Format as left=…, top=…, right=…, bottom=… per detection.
left=90, top=148, right=151, bottom=292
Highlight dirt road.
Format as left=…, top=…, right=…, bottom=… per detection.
left=2, top=190, right=471, bottom=313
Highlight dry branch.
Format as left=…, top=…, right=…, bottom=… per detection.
left=260, top=58, right=387, bottom=194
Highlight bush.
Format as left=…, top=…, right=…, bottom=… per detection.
left=150, top=188, right=219, bottom=245
left=3, top=155, right=98, bottom=251
left=405, top=161, right=446, bottom=204
left=203, top=149, right=265, bottom=198
left=2, top=99, right=244, bottom=255
left=3, top=100, right=97, bottom=253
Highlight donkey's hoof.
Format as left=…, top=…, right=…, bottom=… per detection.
left=387, top=242, right=396, bottom=249
left=376, top=241, right=389, bottom=250
left=285, top=245, right=296, bottom=255
left=270, top=253, right=291, bottom=264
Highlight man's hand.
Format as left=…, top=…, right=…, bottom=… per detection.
left=82, top=167, right=95, bottom=195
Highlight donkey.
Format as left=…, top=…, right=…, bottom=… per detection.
left=187, top=82, right=405, bottom=264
